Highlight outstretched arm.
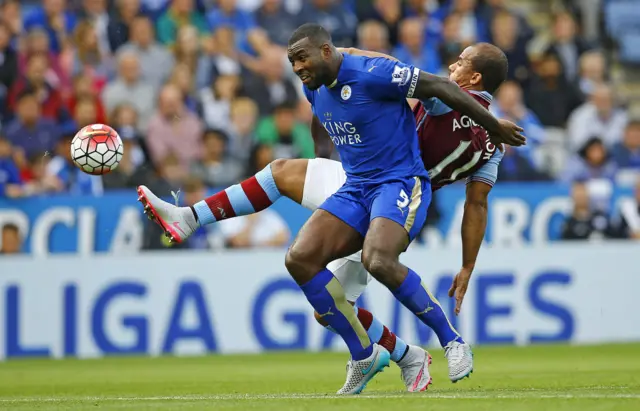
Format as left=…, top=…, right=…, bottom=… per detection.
left=410, top=71, right=523, bottom=145
left=448, top=180, right=491, bottom=315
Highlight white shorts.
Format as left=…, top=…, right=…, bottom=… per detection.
left=301, top=158, right=371, bottom=301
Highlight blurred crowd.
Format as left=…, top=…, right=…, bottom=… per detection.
left=1, top=0, right=640, bottom=251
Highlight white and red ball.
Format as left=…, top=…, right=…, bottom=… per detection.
left=71, top=124, right=123, bottom=175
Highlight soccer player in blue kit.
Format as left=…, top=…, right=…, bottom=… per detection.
left=283, top=24, right=524, bottom=394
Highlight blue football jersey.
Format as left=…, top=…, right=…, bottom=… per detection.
left=303, top=53, right=428, bottom=185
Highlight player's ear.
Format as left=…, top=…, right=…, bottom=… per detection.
left=321, top=43, right=332, bottom=59
left=470, top=72, right=482, bottom=87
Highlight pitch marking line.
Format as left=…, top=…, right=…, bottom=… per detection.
left=1, top=393, right=639, bottom=403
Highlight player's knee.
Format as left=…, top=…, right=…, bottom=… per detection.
left=270, top=158, right=306, bottom=201
left=285, top=244, right=318, bottom=280
left=269, top=158, right=288, bottom=180
left=361, top=248, right=395, bottom=279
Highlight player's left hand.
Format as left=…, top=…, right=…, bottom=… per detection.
left=490, top=119, right=526, bottom=151
left=448, top=267, right=473, bottom=316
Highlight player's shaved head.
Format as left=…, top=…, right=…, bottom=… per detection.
left=288, top=23, right=332, bottom=48
left=287, top=23, right=341, bottom=91
left=468, top=43, right=508, bottom=94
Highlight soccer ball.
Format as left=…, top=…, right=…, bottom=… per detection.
left=71, top=124, right=124, bottom=175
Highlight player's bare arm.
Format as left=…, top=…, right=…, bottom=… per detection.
left=448, top=180, right=492, bottom=315
left=411, top=71, right=525, bottom=147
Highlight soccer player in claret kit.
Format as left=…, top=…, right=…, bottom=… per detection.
left=138, top=25, right=524, bottom=394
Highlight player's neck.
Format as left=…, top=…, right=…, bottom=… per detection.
left=326, top=52, right=344, bottom=88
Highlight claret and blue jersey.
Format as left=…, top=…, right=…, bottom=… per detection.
left=303, top=53, right=431, bottom=240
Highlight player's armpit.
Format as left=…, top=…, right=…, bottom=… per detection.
left=311, top=115, right=332, bottom=158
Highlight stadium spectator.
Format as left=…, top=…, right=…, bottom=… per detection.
left=0, top=22, right=18, bottom=121
left=206, top=0, right=270, bottom=56
left=70, top=20, right=114, bottom=90
left=66, top=73, right=107, bottom=125
left=354, top=0, right=403, bottom=46
left=4, top=91, right=61, bottom=158
left=173, top=25, right=212, bottom=91
left=562, top=137, right=617, bottom=184
left=561, top=181, right=619, bottom=241
left=199, top=26, right=242, bottom=88
left=18, top=29, right=69, bottom=95
left=190, top=129, right=243, bottom=187
left=255, top=0, right=300, bottom=48
left=216, top=208, right=291, bottom=249
left=102, top=51, right=156, bottom=131
left=76, top=0, right=111, bottom=54
left=393, top=17, right=440, bottom=75
left=107, top=0, right=142, bottom=52
left=612, top=120, right=640, bottom=171
left=227, top=97, right=259, bottom=163
left=156, top=0, right=208, bottom=47
left=576, top=50, right=606, bottom=98
left=480, top=0, right=534, bottom=43
left=615, top=178, right=640, bottom=239
left=525, top=52, right=583, bottom=127
left=0, top=0, right=23, bottom=43
left=429, top=0, right=489, bottom=45
left=297, top=0, right=358, bottom=47
left=491, top=81, right=545, bottom=169
left=199, top=74, right=240, bottom=131
left=46, top=134, right=103, bottom=195
left=67, top=97, right=98, bottom=134
left=0, top=223, right=22, bottom=254
left=545, top=11, right=593, bottom=83
left=438, top=13, right=465, bottom=75
left=23, top=0, right=77, bottom=54
left=256, top=102, right=314, bottom=160
left=118, top=16, right=174, bottom=89
left=168, top=63, right=198, bottom=113
left=108, top=104, right=147, bottom=168
left=241, top=47, right=298, bottom=116
left=247, top=143, right=274, bottom=176
left=567, top=84, right=628, bottom=151
left=490, top=10, right=531, bottom=87
left=145, top=83, right=203, bottom=169
left=497, top=145, right=550, bottom=182
left=0, top=137, right=23, bottom=198
left=357, top=20, right=391, bottom=54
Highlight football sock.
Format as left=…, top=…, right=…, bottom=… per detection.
left=392, top=268, right=464, bottom=347
left=355, top=307, right=409, bottom=362
left=192, top=163, right=281, bottom=225
left=301, top=269, right=373, bottom=360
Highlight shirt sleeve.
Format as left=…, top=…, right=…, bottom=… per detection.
left=364, top=57, right=420, bottom=100
left=467, top=149, right=504, bottom=186
left=421, top=97, right=453, bottom=116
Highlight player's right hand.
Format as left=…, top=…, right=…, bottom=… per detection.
left=490, top=119, right=526, bottom=151
left=448, top=267, right=473, bottom=316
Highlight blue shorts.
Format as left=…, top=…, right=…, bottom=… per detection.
left=318, top=177, right=432, bottom=241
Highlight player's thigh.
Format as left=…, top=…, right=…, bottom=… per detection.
left=301, top=158, right=347, bottom=211
left=328, top=256, right=372, bottom=303
left=270, top=158, right=309, bottom=204
left=365, top=177, right=432, bottom=256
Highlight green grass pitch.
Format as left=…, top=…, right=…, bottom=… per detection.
left=0, top=344, right=639, bottom=410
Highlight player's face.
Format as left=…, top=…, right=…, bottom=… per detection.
left=448, top=47, right=481, bottom=89
left=288, top=38, right=332, bottom=91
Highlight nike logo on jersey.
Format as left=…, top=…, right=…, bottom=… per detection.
left=368, top=65, right=377, bottom=72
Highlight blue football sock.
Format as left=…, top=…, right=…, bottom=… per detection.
left=301, top=269, right=373, bottom=360
left=393, top=268, right=464, bottom=347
